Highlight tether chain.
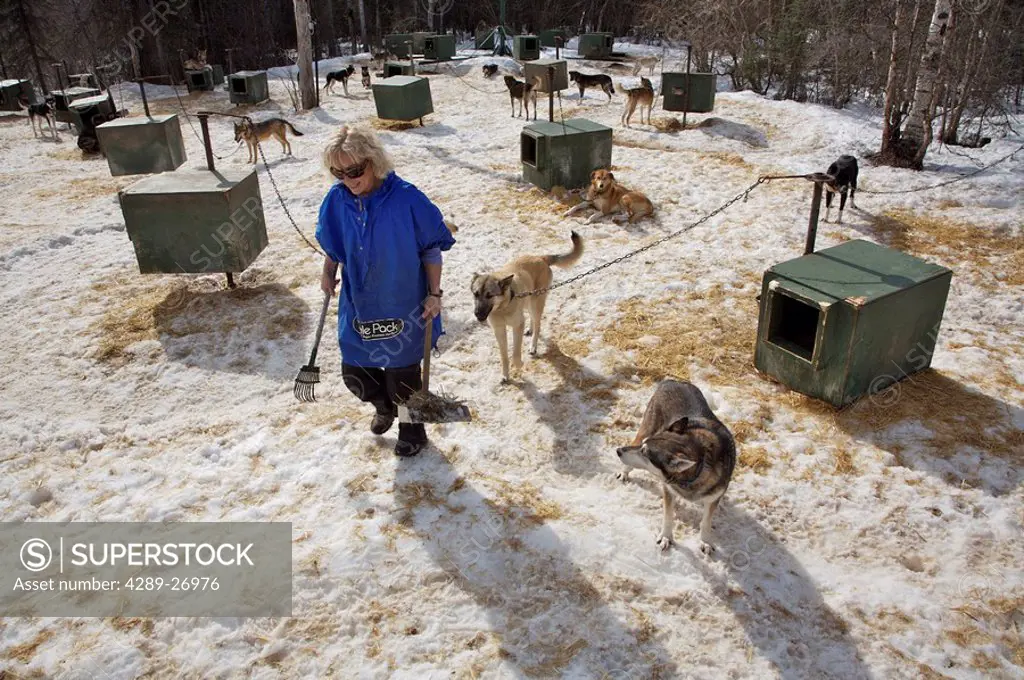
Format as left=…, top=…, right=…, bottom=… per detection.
left=513, top=178, right=765, bottom=298
left=171, top=85, right=244, bottom=160
left=859, top=142, right=1024, bottom=195
left=255, top=139, right=323, bottom=256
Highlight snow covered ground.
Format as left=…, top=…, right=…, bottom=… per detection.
left=0, top=42, right=1022, bottom=679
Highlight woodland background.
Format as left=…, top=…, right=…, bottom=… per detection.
left=1, top=0, right=1022, bottom=162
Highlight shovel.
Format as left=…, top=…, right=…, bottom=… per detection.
left=398, top=320, right=472, bottom=423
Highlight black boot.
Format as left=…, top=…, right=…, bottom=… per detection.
left=370, top=402, right=396, bottom=435
left=394, top=422, right=427, bottom=457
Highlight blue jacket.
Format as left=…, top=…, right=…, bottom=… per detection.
left=315, top=172, right=456, bottom=368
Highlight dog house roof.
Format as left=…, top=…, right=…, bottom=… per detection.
left=121, top=167, right=256, bottom=195
left=522, top=118, right=612, bottom=137
left=232, top=70, right=265, bottom=78
left=0, top=79, right=29, bottom=88
left=98, top=113, right=176, bottom=128
left=768, top=239, right=951, bottom=306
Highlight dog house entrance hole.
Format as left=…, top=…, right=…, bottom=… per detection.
left=766, top=290, right=820, bottom=362
left=231, top=78, right=247, bottom=94
left=521, top=134, right=538, bottom=167
left=190, top=73, right=206, bottom=88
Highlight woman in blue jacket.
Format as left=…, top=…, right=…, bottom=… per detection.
left=316, top=126, right=456, bottom=457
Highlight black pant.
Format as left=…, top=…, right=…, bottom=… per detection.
left=342, top=363, right=422, bottom=414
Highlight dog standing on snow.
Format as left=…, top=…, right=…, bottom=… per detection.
left=616, top=379, right=736, bottom=554
left=824, top=155, right=858, bottom=224
left=471, top=232, right=584, bottom=383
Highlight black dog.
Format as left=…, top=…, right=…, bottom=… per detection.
left=323, top=65, right=356, bottom=95
left=482, top=63, right=498, bottom=78
left=20, top=96, right=56, bottom=138
left=569, top=70, right=615, bottom=101
left=825, top=155, right=858, bottom=224
left=360, top=65, right=371, bottom=89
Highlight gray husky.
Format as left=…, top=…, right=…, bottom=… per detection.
left=616, top=379, right=736, bottom=553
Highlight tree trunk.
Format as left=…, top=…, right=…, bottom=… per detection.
left=358, top=0, right=369, bottom=52
left=15, top=0, right=47, bottom=92
left=899, top=0, right=924, bottom=117
left=881, top=0, right=906, bottom=154
left=897, top=0, right=952, bottom=168
left=294, top=0, right=317, bottom=109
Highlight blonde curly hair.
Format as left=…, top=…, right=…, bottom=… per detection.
left=322, top=125, right=395, bottom=180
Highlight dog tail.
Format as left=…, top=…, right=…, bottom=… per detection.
left=285, top=121, right=304, bottom=137
left=545, top=231, right=584, bottom=268
left=528, top=76, right=542, bottom=92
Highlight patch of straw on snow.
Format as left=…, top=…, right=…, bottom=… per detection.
left=370, top=119, right=420, bottom=132
left=1, top=628, right=54, bottom=664
left=866, top=209, right=1024, bottom=288
left=33, top=177, right=132, bottom=203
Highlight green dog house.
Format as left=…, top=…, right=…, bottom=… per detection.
left=539, top=29, right=567, bottom=48
left=662, top=72, right=716, bottom=113
left=185, top=68, right=214, bottom=92
left=228, top=71, right=269, bottom=105
left=524, top=59, right=568, bottom=93
left=521, top=118, right=612, bottom=191
left=0, top=79, right=33, bottom=111
left=411, top=32, right=433, bottom=54
left=119, top=169, right=268, bottom=275
left=68, top=94, right=117, bottom=132
left=384, top=62, right=415, bottom=78
left=51, top=86, right=101, bottom=123
left=513, top=35, right=541, bottom=61
left=578, top=33, right=614, bottom=59
left=385, top=34, right=414, bottom=58
left=96, top=114, right=187, bottom=176
left=372, top=75, right=433, bottom=124
left=754, top=239, right=953, bottom=407
left=423, top=35, right=456, bottom=62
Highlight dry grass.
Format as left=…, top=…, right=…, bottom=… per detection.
left=696, top=150, right=754, bottom=170
left=785, top=369, right=1023, bottom=470
left=486, top=477, right=565, bottom=526
left=833, top=447, right=856, bottom=475
left=1, top=629, right=54, bottom=663
left=738, top=445, right=772, bottom=474
left=370, top=119, right=420, bottom=132
left=650, top=116, right=685, bottom=133
left=612, top=136, right=676, bottom=153
left=33, top=177, right=131, bottom=204
left=865, top=209, right=1024, bottom=288
left=603, top=284, right=760, bottom=387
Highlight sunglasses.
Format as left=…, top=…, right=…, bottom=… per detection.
left=331, top=160, right=370, bottom=180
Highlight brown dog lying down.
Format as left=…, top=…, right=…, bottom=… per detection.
left=563, top=169, right=654, bottom=224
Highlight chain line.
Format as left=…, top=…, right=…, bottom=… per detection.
left=255, top=139, right=323, bottom=256
left=513, top=178, right=765, bottom=298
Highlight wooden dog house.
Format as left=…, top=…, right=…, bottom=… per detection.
left=423, top=35, right=456, bottom=62
left=513, top=35, right=541, bottom=61
left=51, top=86, right=101, bottom=123
left=372, top=75, right=433, bottom=124
left=578, top=33, right=614, bottom=59
left=662, top=72, right=716, bottom=114
left=96, top=114, right=187, bottom=176
left=228, top=71, right=269, bottom=105
left=0, top=79, right=33, bottom=111
left=524, top=59, right=568, bottom=93
left=119, top=168, right=268, bottom=275
left=520, top=118, right=612, bottom=191
left=185, top=69, right=215, bottom=92
left=754, top=239, right=952, bottom=407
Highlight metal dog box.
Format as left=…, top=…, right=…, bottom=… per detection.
left=228, top=71, right=269, bottom=105
left=513, top=35, right=541, bottom=61
left=51, top=86, right=101, bottom=122
left=423, top=35, right=456, bottom=61
left=372, top=75, right=433, bottom=123
left=520, top=118, right=612, bottom=191
left=539, top=29, right=567, bottom=48
left=662, top=72, right=716, bottom=114
left=119, top=168, right=268, bottom=274
left=96, top=114, right=188, bottom=176
left=0, top=79, right=33, bottom=111
left=524, top=59, right=568, bottom=93
left=754, top=239, right=953, bottom=407
left=578, top=33, right=614, bottom=59
left=185, top=68, right=214, bottom=92
left=211, top=64, right=225, bottom=86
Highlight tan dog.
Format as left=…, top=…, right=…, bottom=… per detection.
left=632, top=56, right=659, bottom=76
left=234, top=118, right=304, bottom=164
left=563, top=169, right=654, bottom=224
left=621, top=77, right=655, bottom=127
left=182, top=49, right=208, bottom=71
left=471, top=232, right=584, bottom=383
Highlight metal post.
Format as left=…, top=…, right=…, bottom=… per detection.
left=52, top=63, right=65, bottom=92
left=548, top=65, right=554, bottom=122
left=226, top=48, right=235, bottom=77
left=409, top=41, right=415, bottom=75
left=140, top=79, right=149, bottom=117
left=683, top=44, right=692, bottom=130
left=198, top=113, right=215, bottom=171
left=0, top=49, right=7, bottom=79
left=806, top=179, right=824, bottom=255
